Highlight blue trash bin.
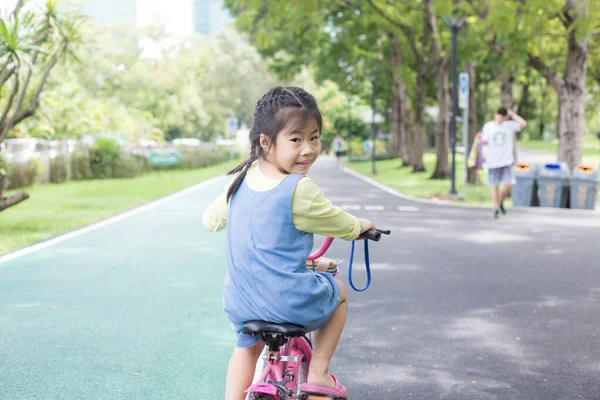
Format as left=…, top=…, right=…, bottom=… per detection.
left=537, top=163, right=570, bottom=208
left=569, top=165, right=599, bottom=210
left=511, top=163, right=539, bottom=206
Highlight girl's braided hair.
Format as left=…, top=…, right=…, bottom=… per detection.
left=226, top=87, right=323, bottom=202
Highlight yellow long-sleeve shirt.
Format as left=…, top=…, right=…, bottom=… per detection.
left=202, top=161, right=361, bottom=240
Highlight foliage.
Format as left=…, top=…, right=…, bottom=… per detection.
left=70, top=151, right=92, bottom=180
left=6, top=160, right=41, bottom=189
left=179, top=148, right=230, bottom=169
left=89, top=138, right=121, bottom=179
left=0, top=151, right=7, bottom=176
left=0, top=0, right=88, bottom=143
left=50, top=155, right=69, bottom=183
left=113, top=155, right=144, bottom=179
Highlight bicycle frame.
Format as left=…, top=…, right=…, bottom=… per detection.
left=246, top=336, right=313, bottom=399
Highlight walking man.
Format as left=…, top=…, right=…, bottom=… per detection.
left=332, top=133, right=346, bottom=167
left=481, top=108, right=527, bottom=219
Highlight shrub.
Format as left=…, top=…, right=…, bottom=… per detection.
left=114, top=155, right=144, bottom=179
left=6, top=160, right=40, bottom=189
left=0, top=152, right=7, bottom=177
left=178, top=148, right=229, bottom=170
left=71, top=151, right=92, bottom=180
left=90, top=138, right=121, bottom=179
left=50, top=155, right=70, bottom=183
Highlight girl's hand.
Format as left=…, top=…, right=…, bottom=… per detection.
left=307, top=257, right=338, bottom=272
left=357, top=218, right=376, bottom=241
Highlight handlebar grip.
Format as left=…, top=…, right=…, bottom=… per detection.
left=365, top=229, right=381, bottom=241
left=359, top=229, right=391, bottom=242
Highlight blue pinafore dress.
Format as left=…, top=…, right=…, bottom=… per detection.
left=224, top=174, right=340, bottom=348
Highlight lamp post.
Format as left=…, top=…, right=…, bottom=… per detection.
left=444, top=15, right=464, bottom=196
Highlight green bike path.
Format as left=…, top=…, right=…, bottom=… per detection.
left=0, top=178, right=235, bottom=400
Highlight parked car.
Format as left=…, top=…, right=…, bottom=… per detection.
left=130, top=139, right=158, bottom=157
left=3, top=138, right=51, bottom=184
left=49, top=139, right=77, bottom=159
left=3, top=138, right=50, bottom=164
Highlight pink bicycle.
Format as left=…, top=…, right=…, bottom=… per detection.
left=243, top=228, right=390, bottom=400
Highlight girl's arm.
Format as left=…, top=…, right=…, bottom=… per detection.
left=292, top=177, right=374, bottom=240
left=202, top=185, right=230, bottom=233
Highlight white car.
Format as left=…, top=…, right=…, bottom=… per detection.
left=3, top=138, right=50, bottom=164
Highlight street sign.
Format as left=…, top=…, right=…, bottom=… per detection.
left=226, top=117, right=238, bottom=138
left=148, top=150, right=181, bottom=167
left=458, top=72, right=469, bottom=110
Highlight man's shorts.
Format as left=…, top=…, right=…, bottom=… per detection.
left=488, top=165, right=516, bottom=186
left=335, top=151, right=345, bottom=158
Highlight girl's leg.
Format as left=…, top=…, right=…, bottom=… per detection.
left=307, top=278, right=348, bottom=388
left=225, top=341, right=265, bottom=400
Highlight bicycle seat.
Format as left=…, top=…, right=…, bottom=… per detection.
left=242, top=320, right=306, bottom=337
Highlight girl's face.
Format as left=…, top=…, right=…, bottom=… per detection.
left=261, top=118, right=321, bottom=175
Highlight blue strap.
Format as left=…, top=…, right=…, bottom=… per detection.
left=348, top=240, right=371, bottom=292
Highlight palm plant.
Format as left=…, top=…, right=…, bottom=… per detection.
left=0, top=0, right=87, bottom=212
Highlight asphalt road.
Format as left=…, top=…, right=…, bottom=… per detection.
left=1, top=158, right=599, bottom=400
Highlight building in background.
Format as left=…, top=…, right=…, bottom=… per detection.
left=75, top=0, right=232, bottom=37
left=193, top=0, right=232, bottom=36
left=79, top=0, right=137, bottom=25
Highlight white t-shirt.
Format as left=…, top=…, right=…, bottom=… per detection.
left=332, top=137, right=345, bottom=152
left=481, top=120, right=521, bottom=168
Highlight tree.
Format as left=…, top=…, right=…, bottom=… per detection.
left=526, top=0, right=594, bottom=169
left=224, top=0, right=395, bottom=148
left=477, top=0, right=597, bottom=169
left=0, top=0, right=86, bottom=212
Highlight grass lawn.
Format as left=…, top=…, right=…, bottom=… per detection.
left=0, top=160, right=239, bottom=255
left=519, top=135, right=600, bottom=165
left=348, top=153, right=497, bottom=206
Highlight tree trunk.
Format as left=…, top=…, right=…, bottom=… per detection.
left=500, top=67, right=516, bottom=110
left=480, top=80, right=489, bottom=124
left=0, top=173, right=29, bottom=212
left=412, top=69, right=427, bottom=172
left=401, top=88, right=412, bottom=167
left=557, top=95, right=586, bottom=169
left=517, top=74, right=531, bottom=120
left=539, top=79, right=549, bottom=140
left=431, top=57, right=450, bottom=179
left=558, top=34, right=588, bottom=169
left=389, top=33, right=402, bottom=158
left=466, top=62, right=479, bottom=184
left=0, top=192, right=29, bottom=212
left=529, top=23, right=589, bottom=169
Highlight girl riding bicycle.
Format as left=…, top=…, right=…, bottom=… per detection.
left=203, top=87, right=376, bottom=400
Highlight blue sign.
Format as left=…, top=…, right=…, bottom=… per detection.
left=226, top=118, right=238, bottom=137
left=459, top=73, right=468, bottom=93
left=458, top=72, right=469, bottom=109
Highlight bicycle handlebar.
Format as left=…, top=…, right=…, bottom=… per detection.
left=306, top=229, right=390, bottom=260
left=358, top=229, right=391, bottom=242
